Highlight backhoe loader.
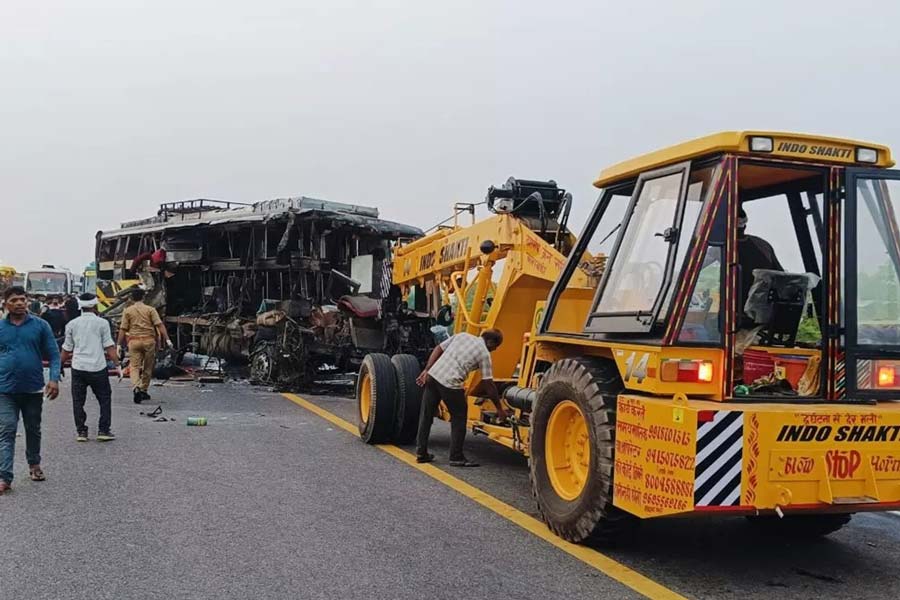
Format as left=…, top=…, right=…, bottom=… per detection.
left=359, top=132, right=900, bottom=543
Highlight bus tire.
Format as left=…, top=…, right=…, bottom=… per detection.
left=391, top=354, right=423, bottom=445
left=357, top=353, right=398, bottom=444
left=530, top=357, right=635, bottom=544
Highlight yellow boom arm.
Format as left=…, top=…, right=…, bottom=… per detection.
left=392, top=211, right=592, bottom=381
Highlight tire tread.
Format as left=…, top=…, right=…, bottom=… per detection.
left=530, top=357, right=636, bottom=544
left=357, top=353, right=398, bottom=444
left=391, top=354, right=422, bottom=444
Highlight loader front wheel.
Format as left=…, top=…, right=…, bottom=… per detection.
left=530, top=357, right=635, bottom=544
left=391, top=354, right=423, bottom=445
left=357, top=353, right=397, bottom=444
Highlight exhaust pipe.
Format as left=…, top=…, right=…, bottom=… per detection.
left=503, top=386, right=536, bottom=412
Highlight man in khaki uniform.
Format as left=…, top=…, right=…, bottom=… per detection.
left=116, top=288, right=172, bottom=404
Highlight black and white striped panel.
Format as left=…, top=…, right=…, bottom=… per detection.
left=694, top=411, right=743, bottom=507
left=380, top=260, right=393, bottom=299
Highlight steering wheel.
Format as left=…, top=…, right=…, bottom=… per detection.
left=614, top=262, right=664, bottom=307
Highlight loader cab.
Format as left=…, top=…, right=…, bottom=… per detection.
left=541, top=131, right=896, bottom=401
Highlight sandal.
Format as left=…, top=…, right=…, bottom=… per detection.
left=29, top=466, right=46, bottom=482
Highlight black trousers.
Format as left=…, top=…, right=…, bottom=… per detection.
left=71, top=368, right=112, bottom=434
left=416, top=378, right=468, bottom=461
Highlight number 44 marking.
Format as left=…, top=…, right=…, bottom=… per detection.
left=624, top=352, right=650, bottom=383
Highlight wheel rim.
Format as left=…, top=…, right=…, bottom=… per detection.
left=545, top=399, right=591, bottom=501
left=359, top=371, right=372, bottom=425
left=250, top=345, right=274, bottom=383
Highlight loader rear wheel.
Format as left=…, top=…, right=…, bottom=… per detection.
left=747, top=513, right=852, bottom=538
left=530, top=357, right=635, bottom=544
left=357, top=353, right=397, bottom=444
left=391, top=354, right=423, bottom=445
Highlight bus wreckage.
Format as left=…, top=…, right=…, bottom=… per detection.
left=96, top=197, right=431, bottom=388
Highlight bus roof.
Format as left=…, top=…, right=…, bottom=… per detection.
left=593, top=131, right=894, bottom=188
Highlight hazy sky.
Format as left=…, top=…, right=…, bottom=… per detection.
left=2, top=0, right=899, bottom=272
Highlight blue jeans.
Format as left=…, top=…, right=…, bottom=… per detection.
left=0, top=393, right=43, bottom=483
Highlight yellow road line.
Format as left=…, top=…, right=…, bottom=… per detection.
left=282, top=393, right=687, bottom=600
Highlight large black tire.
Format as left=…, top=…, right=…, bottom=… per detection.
left=391, top=354, right=423, bottom=445
left=530, top=357, right=635, bottom=544
left=357, top=353, right=398, bottom=444
left=747, top=513, right=852, bottom=538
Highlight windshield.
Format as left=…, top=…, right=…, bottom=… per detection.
left=596, top=171, right=684, bottom=314
left=26, top=272, right=69, bottom=294
left=853, top=178, right=900, bottom=345
left=83, top=274, right=98, bottom=293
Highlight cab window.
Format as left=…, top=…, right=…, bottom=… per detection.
left=596, top=171, right=684, bottom=315
left=543, top=186, right=631, bottom=334
left=586, top=161, right=718, bottom=334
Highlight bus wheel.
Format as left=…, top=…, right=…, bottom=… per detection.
left=249, top=341, right=277, bottom=385
left=391, top=354, right=423, bottom=445
left=357, top=353, right=398, bottom=444
left=530, top=357, right=635, bottom=544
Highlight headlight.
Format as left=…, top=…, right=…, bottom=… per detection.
left=749, top=136, right=774, bottom=152
left=856, top=147, right=878, bottom=163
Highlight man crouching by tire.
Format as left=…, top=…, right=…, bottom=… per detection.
left=414, top=329, right=508, bottom=467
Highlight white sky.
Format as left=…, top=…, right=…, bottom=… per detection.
left=2, top=0, right=899, bottom=272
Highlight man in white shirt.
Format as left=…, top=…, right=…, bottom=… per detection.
left=415, top=329, right=507, bottom=467
left=61, top=294, right=121, bottom=442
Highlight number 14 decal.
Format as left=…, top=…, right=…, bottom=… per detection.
left=624, top=352, right=650, bottom=383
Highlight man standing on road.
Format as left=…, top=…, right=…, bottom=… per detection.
left=61, top=293, right=121, bottom=442
left=415, top=329, right=507, bottom=467
left=116, top=288, right=172, bottom=404
left=64, top=294, right=80, bottom=323
left=0, top=286, right=61, bottom=494
left=41, top=295, right=68, bottom=341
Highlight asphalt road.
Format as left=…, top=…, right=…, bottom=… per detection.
left=1, top=377, right=898, bottom=599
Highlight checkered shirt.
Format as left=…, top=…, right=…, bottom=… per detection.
left=428, top=332, right=493, bottom=389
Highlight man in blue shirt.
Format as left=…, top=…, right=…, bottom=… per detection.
left=0, top=286, right=61, bottom=494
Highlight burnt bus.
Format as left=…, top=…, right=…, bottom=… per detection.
left=97, top=196, right=432, bottom=388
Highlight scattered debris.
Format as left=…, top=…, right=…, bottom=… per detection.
left=139, top=406, right=163, bottom=418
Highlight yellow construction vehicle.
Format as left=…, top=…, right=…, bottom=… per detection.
left=95, top=278, right=141, bottom=312
left=356, top=178, right=594, bottom=443
left=0, top=266, right=18, bottom=291
left=358, top=132, right=900, bottom=542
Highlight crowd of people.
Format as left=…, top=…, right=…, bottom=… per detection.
left=0, top=285, right=172, bottom=496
